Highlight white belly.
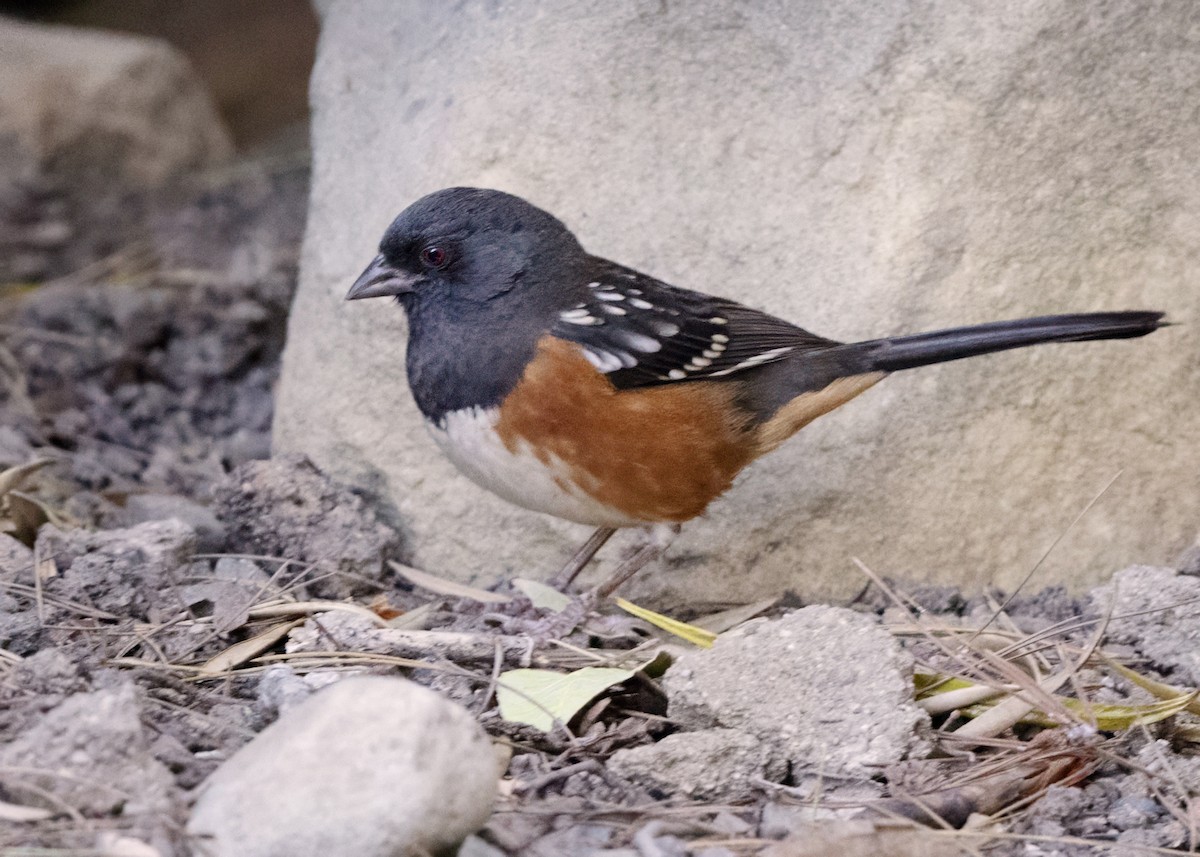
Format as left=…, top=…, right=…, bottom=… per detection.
left=426, top=407, right=641, bottom=528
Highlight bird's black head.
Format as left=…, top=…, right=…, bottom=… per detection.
left=346, top=188, right=593, bottom=420
left=346, top=187, right=584, bottom=310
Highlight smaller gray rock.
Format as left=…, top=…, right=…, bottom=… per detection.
left=1108, top=796, right=1163, bottom=831
left=0, top=532, right=33, bottom=580
left=0, top=609, right=40, bottom=654
left=254, top=665, right=342, bottom=719
left=11, top=646, right=86, bottom=696
left=1089, top=566, right=1200, bottom=685
left=0, top=16, right=231, bottom=189
left=664, top=606, right=930, bottom=779
left=114, top=494, right=226, bottom=553
left=609, top=728, right=785, bottom=801
left=0, top=681, right=173, bottom=816
left=458, top=836, right=509, bottom=857
left=213, top=556, right=270, bottom=584
left=188, top=676, right=498, bottom=857
left=36, top=519, right=197, bottom=622
left=213, top=455, right=403, bottom=599
left=1177, top=542, right=1200, bottom=577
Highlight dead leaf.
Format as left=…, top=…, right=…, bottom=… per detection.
left=0, top=457, right=54, bottom=498
left=390, top=561, right=511, bottom=604
left=198, top=620, right=303, bottom=677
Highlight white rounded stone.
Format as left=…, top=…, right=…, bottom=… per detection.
left=187, top=676, right=498, bottom=857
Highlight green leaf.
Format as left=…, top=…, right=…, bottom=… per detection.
left=496, top=666, right=635, bottom=732
left=914, top=672, right=978, bottom=697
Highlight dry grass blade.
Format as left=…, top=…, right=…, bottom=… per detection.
left=198, top=619, right=303, bottom=677
left=615, top=598, right=716, bottom=648
left=761, top=818, right=978, bottom=857
left=1101, top=655, right=1200, bottom=717
left=952, top=592, right=1111, bottom=740
left=0, top=579, right=115, bottom=620
left=0, top=797, right=54, bottom=822
left=973, top=469, right=1123, bottom=638
left=284, top=620, right=570, bottom=668
left=247, top=600, right=390, bottom=626
left=951, top=829, right=1193, bottom=855
left=876, top=736, right=1100, bottom=829
left=691, top=598, right=779, bottom=634
left=110, top=649, right=440, bottom=681
left=919, top=680, right=1009, bottom=716
left=0, top=457, right=55, bottom=498
left=390, top=561, right=512, bottom=603
left=950, top=651, right=1075, bottom=740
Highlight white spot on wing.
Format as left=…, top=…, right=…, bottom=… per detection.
left=712, top=334, right=730, bottom=343
left=559, top=308, right=603, bottom=326
left=708, top=346, right=794, bottom=376
left=628, top=298, right=653, bottom=310
left=614, top=331, right=662, bottom=353
left=594, top=291, right=625, bottom=301
left=601, top=304, right=627, bottom=316
left=668, top=369, right=686, bottom=380
left=653, top=321, right=680, bottom=336
left=582, top=347, right=624, bottom=372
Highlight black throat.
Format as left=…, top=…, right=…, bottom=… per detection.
left=399, top=284, right=565, bottom=425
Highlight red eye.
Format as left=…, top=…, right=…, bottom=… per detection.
left=420, top=245, right=449, bottom=269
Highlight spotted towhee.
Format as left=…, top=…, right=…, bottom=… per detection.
left=347, top=187, right=1164, bottom=596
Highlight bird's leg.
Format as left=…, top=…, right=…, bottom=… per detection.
left=526, top=524, right=680, bottom=641
left=592, top=523, right=681, bottom=599
left=549, top=526, right=617, bottom=591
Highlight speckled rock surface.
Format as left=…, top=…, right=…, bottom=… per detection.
left=608, top=727, right=786, bottom=802
left=1089, top=565, right=1200, bottom=686
left=663, top=606, right=931, bottom=778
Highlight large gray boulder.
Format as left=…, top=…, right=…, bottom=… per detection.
left=275, top=1, right=1196, bottom=603
left=0, top=15, right=231, bottom=189
left=0, top=15, right=232, bottom=281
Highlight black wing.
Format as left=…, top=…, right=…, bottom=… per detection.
left=550, top=259, right=840, bottom=389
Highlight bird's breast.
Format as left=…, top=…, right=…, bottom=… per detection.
left=428, top=337, right=759, bottom=526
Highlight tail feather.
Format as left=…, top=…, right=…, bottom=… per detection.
left=850, top=311, right=1165, bottom=373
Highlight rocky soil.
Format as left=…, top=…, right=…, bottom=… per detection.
left=2, top=144, right=1199, bottom=857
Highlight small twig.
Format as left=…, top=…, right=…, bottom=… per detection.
left=477, top=639, right=505, bottom=717
left=513, top=759, right=604, bottom=795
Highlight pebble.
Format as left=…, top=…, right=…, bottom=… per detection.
left=188, top=676, right=499, bottom=857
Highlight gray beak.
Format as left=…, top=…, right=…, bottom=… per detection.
left=346, top=254, right=418, bottom=300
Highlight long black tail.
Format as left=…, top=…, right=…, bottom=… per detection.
left=850, top=311, right=1165, bottom=373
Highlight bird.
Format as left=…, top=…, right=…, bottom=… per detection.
left=346, top=187, right=1164, bottom=597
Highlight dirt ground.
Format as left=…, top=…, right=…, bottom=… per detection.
left=1, top=152, right=1198, bottom=857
